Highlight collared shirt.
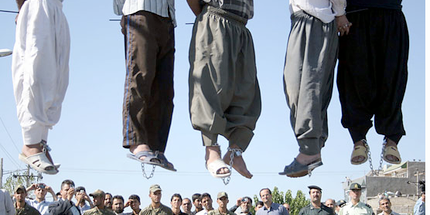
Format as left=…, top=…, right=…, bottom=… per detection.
left=78, top=203, right=92, bottom=214
left=112, top=0, right=176, bottom=27
left=140, top=204, right=173, bottom=215
left=27, top=199, right=53, bottom=215
left=83, top=207, right=116, bottom=215
left=377, top=211, right=400, bottom=215
left=0, top=189, right=15, bottom=215
left=413, top=197, right=425, bottom=215
left=338, top=202, right=373, bottom=215
left=299, top=204, right=335, bottom=215
left=15, top=202, right=41, bottom=215
left=256, top=203, right=289, bottom=215
left=289, top=0, right=346, bottom=23
left=204, top=0, right=254, bottom=19
left=208, top=208, right=236, bottom=215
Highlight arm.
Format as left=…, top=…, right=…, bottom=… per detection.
left=229, top=198, right=241, bottom=212
left=187, top=0, right=202, bottom=16
left=49, top=200, right=74, bottom=215
left=46, top=186, right=58, bottom=201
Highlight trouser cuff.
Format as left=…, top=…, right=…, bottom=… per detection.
left=298, top=138, right=320, bottom=155
left=228, top=128, right=253, bottom=152
left=201, top=131, right=218, bottom=146
left=22, top=124, right=49, bottom=145
left=386, top=134, right=402, bottom=145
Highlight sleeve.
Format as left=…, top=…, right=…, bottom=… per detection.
left=48, top=200, right=73, bottom=215
left=282, top=205, right=289, bottom=215
left=4, top=190, right=16, bottom=215
left=113, top=0, right=126, bottom=15
left=330, top=0, right=346, bottom=16
left=229, top=205, right=239, bottom=213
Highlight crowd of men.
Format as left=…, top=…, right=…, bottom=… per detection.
left=0, top=180, right=425, bottom=215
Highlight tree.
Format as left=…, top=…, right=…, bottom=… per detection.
left=3, top=169, right=38, bottom=196
left=253, top=187, right=310, bottom=215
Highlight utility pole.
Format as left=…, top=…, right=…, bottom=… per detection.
left=26, top=164, right=30, bottom=187
left=0, top=158, right=3, bottom=189
left=414, top=168, right=424, bottom=196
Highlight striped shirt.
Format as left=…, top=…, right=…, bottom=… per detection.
left=113, top=0, right=176, bottom=27
left=204, top=0, right=254, bottom=19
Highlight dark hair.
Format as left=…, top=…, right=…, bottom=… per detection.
left=171, top=193, right=183, bottom=202
left=201, top=193, right=212, bottom=200
left=61, top=179, right=75, bottom=190
left=129, top=194, right=140, bottom=203
left=256, top=201, right=263, bottom=207
left=379, top=197, right=391, bottom=204
left=192, top=193, right=201, bottom=202
left=113, top=195, right=124, bottom=203
left=242, top=196, right=252, bottom=204
left=259, top=188, right=271, bottom=197
left=106, top=193, right=113, bottom=199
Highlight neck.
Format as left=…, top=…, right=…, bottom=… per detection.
left=96, top=205, right=105, bottom=210
left=311, top=201, right=321, bottom=208
left=16, top=201, right=26, bottom=208
left=351, top=199, right=359, bottom=205
left=152, top=202, right=161, bottom=209
left=172, top=208, right=181, bottom=214
left=219, top=207, right=227, bottom=213
left=264, top=202, right=272, bottom=209
left=196, top=208, right=203, bottom=212
left=383, top=210, right=392, bottom=215
left=133, top=209, right=141, bottom=215
left=36, top=197, right=45, bottom=202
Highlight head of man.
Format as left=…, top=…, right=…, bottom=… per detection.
left=259, top=188, right=272, bottom=206
left=378, top=197, right=392, bottom=214
left=14, top=185, right=27, bottom=204
left=324, top=199, right=335, bottom=208
left=75, top=186, right=87, bottom=204
left=216, top=192, right=229, bottom=211
left=421, top=192, right=425, bottom=202
left=90, top=189, right=106, bottom=209
left=34, top=183, right=48, bottom=201
left=255, top=201, right=264, bottom=211
left=308, top=185, right=322, bottom=206
left=282, top=203, right=290, bottom=213
left=192, top=193, right=203, bottom=211
left=240, top=197, right=252, bottom=213
left=171, top=193, right=183, bottom=210
left=201, top=193, right=213, bottom=211
left=335, top=200, right=346, bottom=213
left=105, top=193, right=113, bottom=209
left=113, top=195, right=125, bottom=214
left=129, top=194, right=141, bottom=212
left=60, top=179, right=75, bottom=200
left=349, top=183, right=362, bottom=203
left=182, top=198, right=192, bottom=214
left=149, top=184, right=162, bottom=206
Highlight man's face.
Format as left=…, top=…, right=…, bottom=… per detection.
left=150, top=190, right=162, bottom=204
left=93, top=195, right=105, bottom=207
left=324, top=199, right=335, bottom=208
left=34, top=186, right=48, bottom=200
left=113, top=198, right=125, bottom=214
left=129, top=198, right=141, bottom=211
left=255, top=205, right=263, bottom=211
left=201, top=197, right=212, bottom=210
left=75, top=191, right=86, bottom=203
left=105, top=194, right=113, bottom=208
left=309, top=189, right=321, bottom=204
left=60, top=184, right=72, bottom=199
left=182, top=199, right=192, bottom=213
left=260, top=190, right=272, bottom=204
left=216, top=197, right=229, bottom=209
left=193, top=198, right=202, bottom=210
left=241, top=199, right=251, bottom=213
left=349, top=189, right=361, bottom=201
left=379, top=199, right=391, bottom=213
left=14, top=190, right=27, bottom=203
left=171, top=196, right=182, bottom=209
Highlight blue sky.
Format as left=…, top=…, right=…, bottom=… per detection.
left=0, top=0, right=425, bottom=212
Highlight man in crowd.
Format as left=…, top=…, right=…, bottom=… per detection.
left=125, top=194, right=142, bottom=215
left=112, top=195, right=125, bottom=215
left=255, top=201, right=263, bottom=212
left=171, top=193, right=187, bottom=215
left=324, top=199, right=335, bottom=209
left=75, top=186, right=94, bottom=214
left=282, top=203, right=290, bottom=214
left=182, top=198, right=193, bottom=214
left=26, top=183, right=58, bottom=215
left=192, top=193, right=203, bottom=215
left=335, top=200, right=346, bottom=214
left=209, top=192, right=234, bottom=215
left=14, top=185, right=40, bottom=215
left=339, top=183, right=373, bottom=215
left=298, top=186, right=334, bottom=215
left=256, top=188, right=289, bottom=215
left=83, top=189, right=115, bottom=215
left=0, top=188, right=15, bottom=215
left=229, top=197, right=252, bottom=215
left=414, top=192, right=425, bottom=215
left=105, top=193, right=113, bottom=210
left=49, top=179, right=80, bottom=215
left=141, top=184, right=172, bottom=215
left=197, top=193, right=214, bottom=215
left=378, top=198, right=399, bottom=215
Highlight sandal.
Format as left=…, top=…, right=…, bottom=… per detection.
left=157, top=153, right=177, bottom=172
left=351, top=139, right=369, bottom=165
left=127, top=150, right=161, bottom=165
left=206, top=158, right=231, bottom=178
left=279, top=158, right=323, bottom=178
left=19, top=152, right=58, bottom=175
left=383, top=143, right=401, bottom=164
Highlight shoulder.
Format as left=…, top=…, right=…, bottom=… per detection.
left=160, top=204, right=173, bottom=214
left=298, top=205, right=309, bottom=214
left=227, top=211, right=235, bottom=215
left=27, top=204, right=42, bottom=215
left=321, top=204, right=335, bottom=215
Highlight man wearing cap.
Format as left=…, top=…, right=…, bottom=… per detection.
left=75, top=186, right=94, bottom=214
left=26, top=183, right=58, bottom=215
left=83, top=189, right=115, bottom=215
left=228, top=197, right=252, bottom=215
left=196, top=193, right=215, bottom=215
left=48, top=179, right=80, bottom=215
left=298, top=186, right=334, bottom=215
left=334, top=200, right=345, bottom=214
left=339, top=183, right=373, bottom=215
left=141, top=184, right=173, bottom=215
left=256, top=188, right=289, bottom=215
left=14, top=185, right=41, bottom=215
left=208, top=192, right=234, bottom=215
left=378, top=197, right=399, bottom=215
left=182, top=198, right=193, bottom=215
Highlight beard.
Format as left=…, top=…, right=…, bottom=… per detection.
left=114, top=208, right=124, bottom=213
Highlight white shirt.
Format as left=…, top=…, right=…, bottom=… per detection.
left=113, top=0, right=176, bottom=27
left=27, top=199, right=53, bottom=215
left=378, top=211, right=400, bottom=215
left=289, top=0, right=346, bottom=23
left=0, top=189, right=15, bottom=215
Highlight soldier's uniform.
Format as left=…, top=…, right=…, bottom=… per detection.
left=338, top=201, right=373, bottom=215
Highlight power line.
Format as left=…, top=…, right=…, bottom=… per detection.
left=0, top=117, right=21, bottom=154
left=0, top=141, right=21, bottom=169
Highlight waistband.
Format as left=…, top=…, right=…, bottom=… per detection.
left=204, top=5, right=248, bottom=26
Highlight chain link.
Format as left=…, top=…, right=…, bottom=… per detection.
left=140, top=151, right=158, bottom=179
left=221, top=148, right=243, bottom=185
left=367, top=139, right=385, bottom=176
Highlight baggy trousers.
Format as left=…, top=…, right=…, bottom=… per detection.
left=337, top=7, right=408, bottom=144
left=121, top=11, right=175, bottom=152
left=12, top=0, right=70, bottom=145
left=283, top=11, right=338, bottom=155
left=188, top=6, right=261, bottom=152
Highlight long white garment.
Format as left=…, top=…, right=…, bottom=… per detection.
left=0, top=189, right=15, bottom=215
left=289, top=0, right=346, bottom=23
left=12, top=0, right=70, bottom=145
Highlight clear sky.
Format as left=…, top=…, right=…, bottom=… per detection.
left=0, top=0, right=425, bottom=212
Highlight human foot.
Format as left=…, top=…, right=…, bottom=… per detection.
left=383, top=138, right=401, bottom=164
left=157, top=152, right=176, bottom=172
left=206, top=145, right=230, bottom=177
left=351, top=139, right=368, bottom=165
left=20, top=141, right=58, bottom=174
left=279, top=153, right=322, bottom=177
left=128, top=144, right=161, bottom=165
left=223, top=147, right=252, bottom=179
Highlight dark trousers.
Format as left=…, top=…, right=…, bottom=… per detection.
left=121, top=11, right=175, bottom=152
left=337, top=7, right=409, bottom=144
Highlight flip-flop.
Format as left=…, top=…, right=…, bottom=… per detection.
left=351, top=140, right=369, bottom=165
left=127, top=150, right=161, bottom=165
left=383, top=145, right=401, bottom=164
left=19, top=152, right=58, bottom=175
left=157, top=153, right=177, bottom=172
left=279, top=158, right=323, bottom=178
left=206, top=158, right=231, bottom=178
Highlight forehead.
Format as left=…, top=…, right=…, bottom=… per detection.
left=380, top=199, right=390, bottom=204
left=172, top=197, right=181, bottom=201
left=260, top=190, right=270, bottom=195
left=183, top=199, right=191, bottom=203
left=113, top=199, right=124, bottom=204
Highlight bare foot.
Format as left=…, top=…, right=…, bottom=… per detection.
left=351, top=140, right=366, bottom=163
left=206, top=146, right=230, bottom=175
left=130, top=144, right=152, bottom=160
left=384, top=138, right=400, bottom=163
left=295, top=152, right=321, bottom=165
left=158, top=152, right=175, bottom=170
left=223, top=145, right=252, bottom=179
left=22, top=142, right=55, bottom=166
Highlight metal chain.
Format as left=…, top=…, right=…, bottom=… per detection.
left=367, top=139, right=385, bottom=176
left=222, top=148, right=243, bottom=185
left=141, top=151, right=158, bottom=179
